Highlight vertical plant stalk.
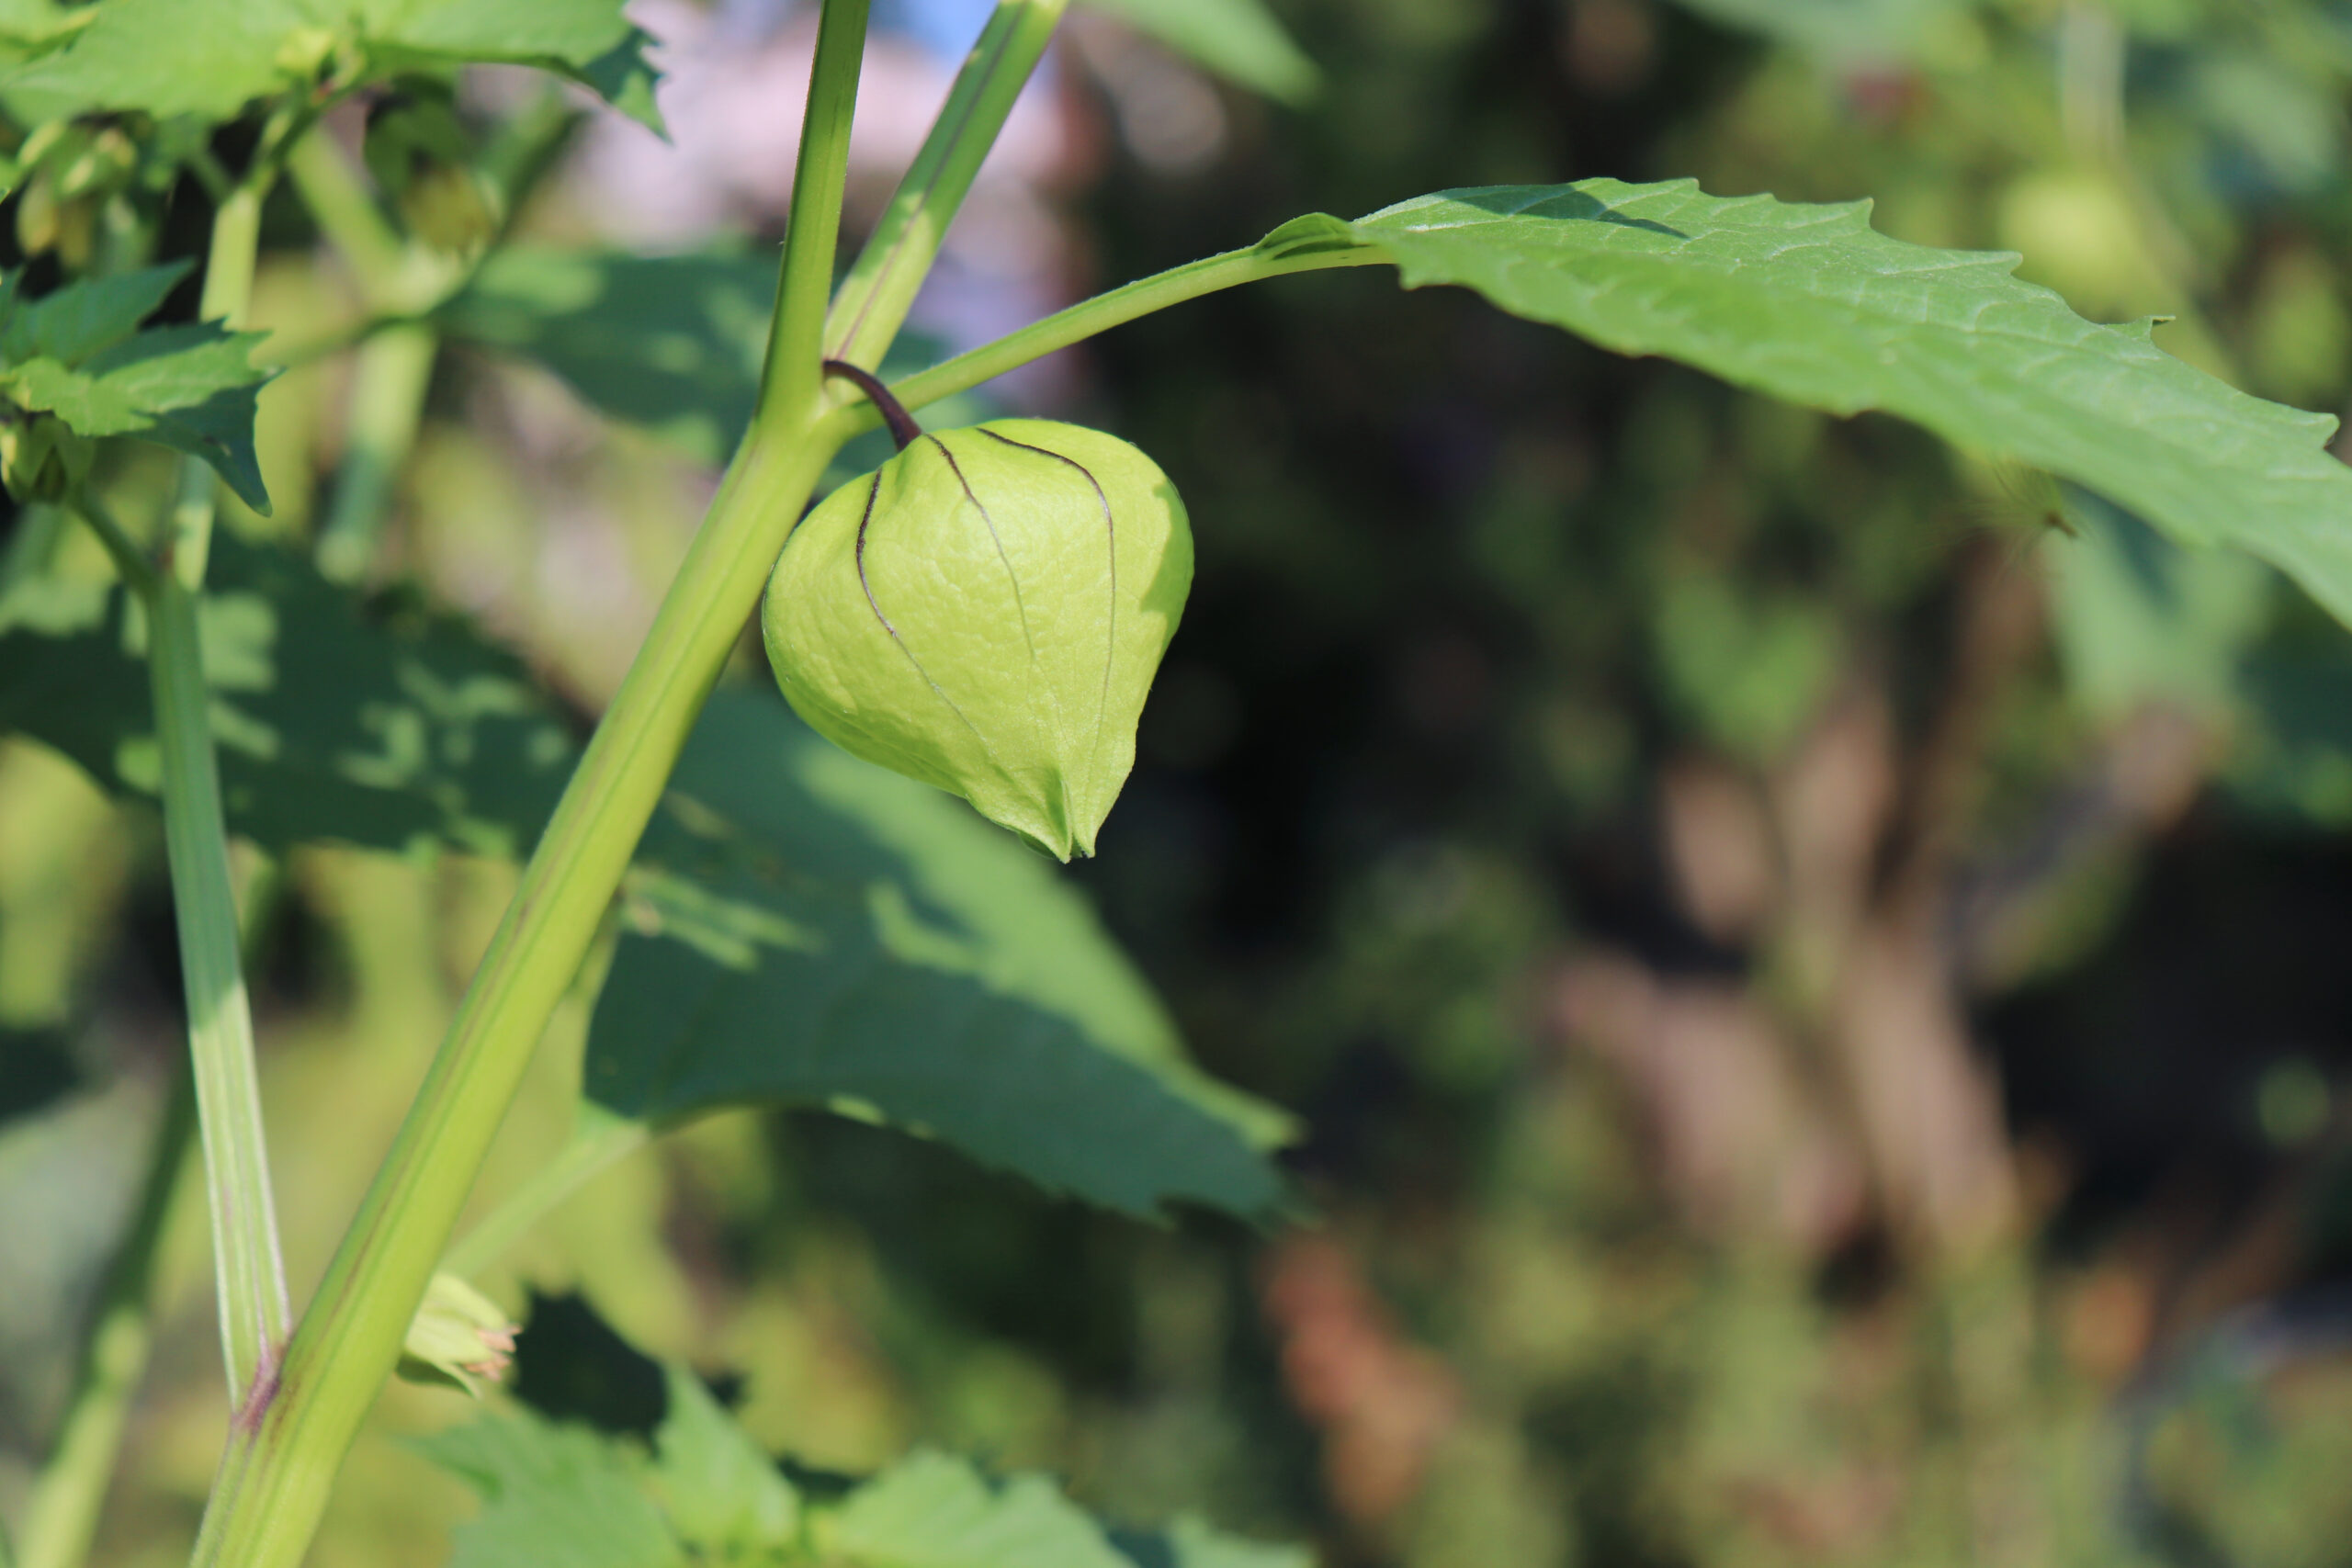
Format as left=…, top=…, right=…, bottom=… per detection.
left=288, top=128, right=438, bottom=585
left=290, top=103, right=575, bottom=584
left=17, top=1073, right=197, bottom=1568
left=109, top=156, right=297, bottom=1417
left=284, top=130, right=407, bottom=302
left=822, top=0, right=1067, bottom=375
left=147, top=576, right=290, bottom=1404
left=313, top=322, right=436, bottom=583
left=189, top=6, right=875, bottom=1564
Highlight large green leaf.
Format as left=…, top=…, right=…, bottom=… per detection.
left=1, top=0, right=645, bottom=124
left=831, top=1450, right=1308, bottom=1568
left=0, top=263, right=182, bottom=365
left=439, top=247, right=984, bottom=480
left=1081, top=0, right=1319, bottom=104
left=438, top=247, right=777, bottom=468
left=0, top=532, right=576, bottom=859
left=0, top=0, right=88, bottom=52
left=650, top=1368, right=800, bottom=1557
left=420, top=1368, right=1308, bottom=1568
left=412, top=1409, right=680, bottom=1568
left=591, top=689, right=1295, bottom=1220
left=0, top=540, right=1289, bottom=1218
left=826, top=1451, right=1126, bottom=1568
left=1282, top=180, right=2352, bottom=627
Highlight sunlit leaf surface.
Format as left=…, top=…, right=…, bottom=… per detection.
left=419, top=1389, right=1309, bottom=1568
left=0, top=0, right=649, bottom=124
left=0, top=263, right=273, bottom=509
left=440, top=248, right=776, bottom=468
left=412, top=1410, right=678, bottom=1568
left=1291, top=180, right=2352, bottom=626
left=593, top=689, right=1295, bottom=1220
left=0, top=543, right=1290, bottom=1217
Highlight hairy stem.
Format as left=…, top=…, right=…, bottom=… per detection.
left=822, top=0, right=1067, bottom=374
left=866, top=241, right=1390, bottom=426
left=189, top=8, right=874, bottom=1563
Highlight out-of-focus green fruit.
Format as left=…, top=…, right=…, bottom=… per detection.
left=763, top=419, right=1193, bottom=861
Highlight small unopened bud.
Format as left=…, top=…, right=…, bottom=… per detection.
left=0, top=415, right=92, bottom=504
left=396, top=1273, right=518, bottom=1398
left=763, top=416, right=1193, bottom=860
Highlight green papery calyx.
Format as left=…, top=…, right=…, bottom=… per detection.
left=763, top=418, right=1193, bottom=861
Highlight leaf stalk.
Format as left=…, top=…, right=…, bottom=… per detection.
left=869, top=241, right=1390, bottom=426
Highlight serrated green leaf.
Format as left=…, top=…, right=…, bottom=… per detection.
left=0, top=299, right=272, bottom=509
left=824, top=1450, right=1128, bottom=1568
left=422, top=1374, right=1311, bottom=1568
left=651, top=1366, right=800, bottom=1554
left=1081, top=0, right=1318, bottom=103
left=563, top=25, right=665, bottom=135
left=0, top=0, right=307, bottom=121
left=1, top=0, right=644, bottom=123
left=438, top=247, right=775, bottom=467
left=413, top=1409, right=681, bottom=1568
left=4, top=261, right=187, bottom=366
left=2, top=357, right=143, bottom=431
left=1299, top=180, right=2352, bottom=629
left=587, top=689, right=1295, bottom=1220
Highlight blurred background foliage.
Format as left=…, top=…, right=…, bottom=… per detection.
left=15, top=0, right=2352, bottom=1563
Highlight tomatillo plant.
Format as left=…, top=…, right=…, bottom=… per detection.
left=0, top=2, right=2349, bottom=1567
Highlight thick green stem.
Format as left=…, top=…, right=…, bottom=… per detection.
left=148, top=577, right=290, bottom=1405
left=313, top=322, right=437, bottom=583
left=823, top=0, right=1067, bottom=374
left=440, top=1103, right=650, bottom=1278
left=759, top=0, right=872, bottom=430
left=17, top=1072, right=197, bottom=1568
left=859, top=242, right=1390, bottom=427
left=188, top=398, right=858, bottom=1568
left=188, top=10, right=873, bottom=1564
